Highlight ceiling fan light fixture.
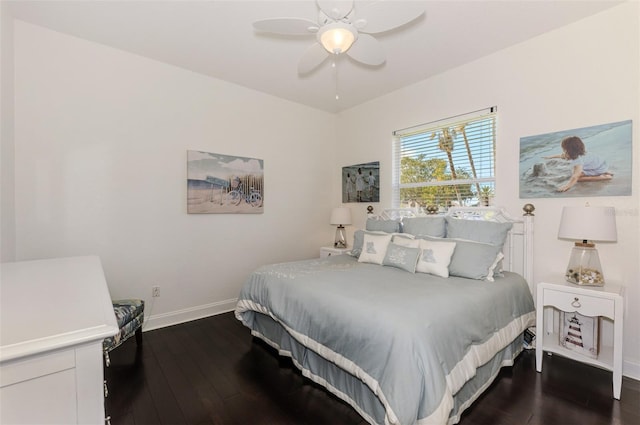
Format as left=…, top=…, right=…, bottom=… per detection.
left=318, top=22, right=357, bottom=54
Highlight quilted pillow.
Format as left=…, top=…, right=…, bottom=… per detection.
left=416, top=239, right=457, bottom=278
left=382, top=243, right=421, bottom=273
left=402, top=216, right=446, bottom=238
left=358, top=233, right=393, bottom=265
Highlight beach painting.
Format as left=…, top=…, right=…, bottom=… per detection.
left=187, top=150, right=264, bottom=214
left=342, top=161, right=380, bottom=203
left=519, top=120, right=632, bottom=198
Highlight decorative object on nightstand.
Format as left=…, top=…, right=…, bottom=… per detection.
left=558, top=205, right=617, bottom=286
left=330, top=206, right=352, bottom=249
left=559, top=311, right=599, bottom=359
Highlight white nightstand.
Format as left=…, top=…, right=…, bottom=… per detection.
left=535, top=278, right=624, bottom=399
left=320, top=247, right=350, bottom=258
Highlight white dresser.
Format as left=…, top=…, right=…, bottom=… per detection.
left=1, top=256, right=118, bottom=424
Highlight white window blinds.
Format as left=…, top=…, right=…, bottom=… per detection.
left=392, top=107, right=497, bottom=210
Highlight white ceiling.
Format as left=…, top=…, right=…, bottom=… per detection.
left=6, top=0, right=622, bottom=113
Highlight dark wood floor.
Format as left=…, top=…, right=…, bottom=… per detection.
left=105, top=312, right=639, bottom=425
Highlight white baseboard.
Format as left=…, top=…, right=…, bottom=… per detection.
left=624, top=359, right=640, bottom=381
left=142, top=298, right=237, bottom=332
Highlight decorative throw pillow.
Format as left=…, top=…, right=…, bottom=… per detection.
left=366, top=217, right=401, bottom=233
left=416, top=239, right=457, bottom=278
left=446, top=238, right=504, bottom=280
left=350, top=230, right=389, bottom=258
left=402, top=216, right=446, bottom=238
left=382, top=243, right=421, bottom=273
left=358, top=233, right=392, bottom=265
left=392, top=234, right=420, bottom=248
left=445, top=217, right=513, bottom=249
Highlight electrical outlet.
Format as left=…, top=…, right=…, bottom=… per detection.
left=152, top=286, right=160, bottom=297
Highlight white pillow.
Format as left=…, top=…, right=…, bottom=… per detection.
left=358, top=233, right=392, bottom=265
left=485, top=252, right=504, bottom=282
left=416, top=239, right=457, bottom=278
left=392, top=234, right=420, bottom=248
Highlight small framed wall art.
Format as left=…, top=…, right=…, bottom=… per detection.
left=342, top=161, right=380, bottom=203
left=187, top=150, right=264, bottom=214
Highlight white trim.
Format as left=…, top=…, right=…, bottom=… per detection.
left=624, top=359, right=640, bottom=381
left=143, top=298, right=237, bottom=332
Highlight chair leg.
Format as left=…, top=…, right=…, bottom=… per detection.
left=135, top=327, right=143, bottom=346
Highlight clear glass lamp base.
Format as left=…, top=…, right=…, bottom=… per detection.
left=334, top=226, right=347, bottom=249
left=565, top=244, right=605, bottom=286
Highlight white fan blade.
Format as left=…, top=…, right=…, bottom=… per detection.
left=317, top=0, right=354, bottom=20
left=298, top=43, right=330, bottom=74
left=346, top=34, right=385, bottom=66
left=253, top=18, right=318, bottom=35
left=358, top=1, right=425, bottom=34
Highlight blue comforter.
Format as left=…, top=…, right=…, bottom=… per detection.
left=235, top=255, right=535, bottom=424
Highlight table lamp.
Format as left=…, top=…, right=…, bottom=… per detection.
left=558, top=205, right=617, bottom=286
left=330, top=207, right=352, bottom=249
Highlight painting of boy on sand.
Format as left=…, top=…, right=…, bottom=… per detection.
left=519, top=120, right=632, bottom=198
left=187, top=150, right=264, bottom=214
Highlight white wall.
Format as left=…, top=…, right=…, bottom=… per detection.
left=336, top=3, right=640, bottom=378
left=4, top=2, right=639, bottom=378
left=10, top=20, right=337, bottom=329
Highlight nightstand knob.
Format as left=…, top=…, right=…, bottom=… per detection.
left=571, top=297, right=581, bottom=308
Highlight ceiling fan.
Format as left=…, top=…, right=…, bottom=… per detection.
left=253, top=0, right=425, bottom=75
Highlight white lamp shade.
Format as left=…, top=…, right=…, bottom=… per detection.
left=558, top=206, right=617, bottom=242
left=330, top=207, right=352, bottom=226
left=318, top=22, right=357, bottom=54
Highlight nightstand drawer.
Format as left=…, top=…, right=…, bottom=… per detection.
left=543, top=288, right=614, bottom=317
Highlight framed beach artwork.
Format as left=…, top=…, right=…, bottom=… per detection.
left=342, top=161, right=380, bottom=203
left=187, top=150, right=264, bottom=214
left=519, top=120, right=632, bottom=198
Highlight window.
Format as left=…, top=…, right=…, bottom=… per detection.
left=392, top=107, right=497, bottom=211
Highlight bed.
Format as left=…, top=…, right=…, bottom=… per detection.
left=235, top=206, right=536, bottom=425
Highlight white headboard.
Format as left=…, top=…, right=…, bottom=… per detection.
left=377, top=206, right=535, bottom=294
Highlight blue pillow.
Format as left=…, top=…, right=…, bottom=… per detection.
left=402, top=216, right=446, bottom=237
left=366, top=218, right=401, bottom=233
left=445, top=217, right=512, bottom=248
left=382, top=243, right=420, bottom=273
left=446, top=238, right=504, bottom=280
